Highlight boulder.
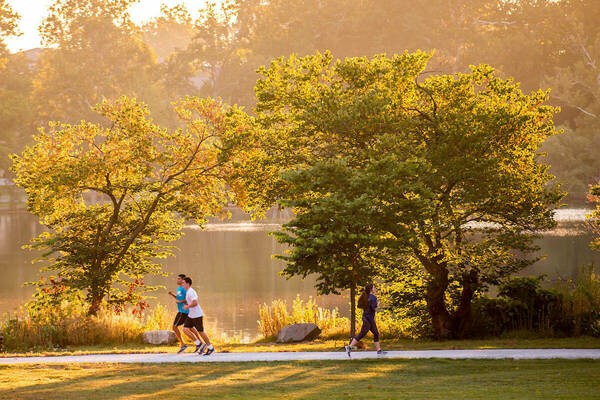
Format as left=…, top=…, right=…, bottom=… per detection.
left=142, top=330, right=178, bottom=345
left=276, top=323, right=321, bottom=343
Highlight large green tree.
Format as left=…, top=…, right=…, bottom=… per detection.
left=257, top=51, right=563, bottom=338
left=273, top=161, right=384, bottom=338
left=12, top=96, right=262, bottom=315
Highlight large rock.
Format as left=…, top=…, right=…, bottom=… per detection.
left=142, top=330, right=178, bottom=345
left=276, top=323, right=321, bottom=343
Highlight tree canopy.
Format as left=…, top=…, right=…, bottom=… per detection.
left=257, top=51, right=563, bottom=338
left=11, top=96, right=263, bottom=315
left=1, top=0, right=599, bottom=203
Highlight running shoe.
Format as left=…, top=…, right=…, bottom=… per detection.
left=197, top=343, right=207, bottom=355
left=193, top=343, right=204, bottom=353
left=377, top=350, right=387, bottom=356
left=203, top=347, right=215, bottom=356
left=177, top=344, right=188, bottom=354
left=344, top=345, right=352, bottom=357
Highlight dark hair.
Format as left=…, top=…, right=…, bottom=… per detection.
left=357, top=283, right=374, bottom=309
left=178, top=274, right=186, bottom=279
left=184, top=277, right=192, bottom=285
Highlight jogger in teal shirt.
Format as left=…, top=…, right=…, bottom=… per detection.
left=169, top=274, right=201, bottom=352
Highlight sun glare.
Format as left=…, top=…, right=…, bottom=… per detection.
left=5, top=0, right=215, bottom=52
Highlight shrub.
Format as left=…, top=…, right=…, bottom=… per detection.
left=472, top=276, right=564, bottom=337
left=557, top=264, right=600, bottom=336
left=472, top=268, right=600, bottom=338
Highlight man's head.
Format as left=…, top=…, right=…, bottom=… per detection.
left=183, top=277, right=192, bottom=290
left=176, top=274, right=186, bottom=286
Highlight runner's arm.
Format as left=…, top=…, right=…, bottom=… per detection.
left=183, top=299, right=197, bottom=310
left=370, top=296, right=378, bottom=311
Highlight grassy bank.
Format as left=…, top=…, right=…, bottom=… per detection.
left=2, top=336, right=600, bottom=358
left=1, top=359, right=599, bottom=399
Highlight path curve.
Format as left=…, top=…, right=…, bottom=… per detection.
left=1, top=349, right=600, bottom=364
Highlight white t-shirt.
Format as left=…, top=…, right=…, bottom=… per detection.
left=185, top=287, right=204, bottom=318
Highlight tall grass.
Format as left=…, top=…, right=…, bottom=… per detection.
left=258, top=296, right=348, bottom=338
left=257, top=295, right=410, bottom=340
left=1, top=299, right=172, bottom=351
left=0, top=296, right=248, bottom=351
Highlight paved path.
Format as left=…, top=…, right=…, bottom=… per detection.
left=1, top=349, right=600, bottom=364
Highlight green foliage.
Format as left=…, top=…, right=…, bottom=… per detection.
left=473, top=269, right=600, bottom=338
left=273, top=161, right=383, bottom=296
left=588, top=185, right=600, bottom=251
left=377, top=260, right=435, bottom=338
left=2, top=0, right=600, bottom=206
left=558, top=265, right=600, bottom=336
left=261, top=51, right=433, bottom=334
left=378, top=256, right=478, bottom=338
left=11, top=96, right=264, bottom=315
left=258, top=51, right=562, bottom=338
left=472, top=277, right=563, bottom=337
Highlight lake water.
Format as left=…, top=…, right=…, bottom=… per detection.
left=1, top=209, right=599, bottom=340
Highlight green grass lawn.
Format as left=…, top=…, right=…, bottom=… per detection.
left=0, top=359, right=599, bottom=399
left=2, top=336, right=600, bottom=357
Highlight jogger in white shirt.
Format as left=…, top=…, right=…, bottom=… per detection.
left=182, top=277, right=214, bottom=355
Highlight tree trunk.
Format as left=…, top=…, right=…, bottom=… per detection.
left=452, top=270, right=478, bottom=338
left=426, top=270, right=453, bottom=339
left=87, top=290, right=105, bottom=316
left=350, top=282, right=356, bottom=340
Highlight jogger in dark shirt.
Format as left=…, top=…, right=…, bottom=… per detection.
left=345, top=283, right=384, bottom=356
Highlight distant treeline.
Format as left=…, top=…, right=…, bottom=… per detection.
left=0, top=0, right=598, bottom=204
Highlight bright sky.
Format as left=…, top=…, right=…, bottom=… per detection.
left=5, top=0, right=210, bottom=52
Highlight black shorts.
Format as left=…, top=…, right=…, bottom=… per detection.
left=183, top=316, right=204, bottom=332
left=173, top=312, right=188, bottom=327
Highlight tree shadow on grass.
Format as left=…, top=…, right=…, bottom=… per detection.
left=0, top=363, right=238, bottom=400
left=0, top=360, right=395, bottom=400
left=2, top=359, right=600, bottom=400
